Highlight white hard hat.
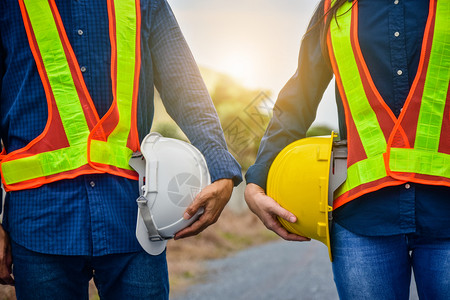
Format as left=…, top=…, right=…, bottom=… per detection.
left=129, top=132, right=211, bottom=255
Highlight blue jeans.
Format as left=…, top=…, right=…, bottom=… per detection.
left=331, top=222, right=450, bottom=300
left=11, top=241, right=169, bottom=300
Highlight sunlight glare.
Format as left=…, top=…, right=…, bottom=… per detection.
left=220, top=52, right=257, bottom=88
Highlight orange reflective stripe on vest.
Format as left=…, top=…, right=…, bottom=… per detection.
left=0, top=0, right=141, bottom=191
left=326, top=0, right=450, bottom=209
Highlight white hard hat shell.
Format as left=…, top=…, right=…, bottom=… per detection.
left=130, top=132, right=211, bottom=255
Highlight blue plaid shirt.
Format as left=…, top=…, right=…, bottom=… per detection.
left=0, top=0, right=242, bottom=256
left=246, top=0, right=450, bottom=238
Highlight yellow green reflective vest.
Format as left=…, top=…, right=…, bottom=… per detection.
left=326, top=0, right=450, bottom=208
left=0, top=0, right=141, bottom=191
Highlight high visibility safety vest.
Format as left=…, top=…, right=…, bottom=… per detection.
left=326, top=0, right=450, bottom=209
left=0, top=0, right=142, bottom=191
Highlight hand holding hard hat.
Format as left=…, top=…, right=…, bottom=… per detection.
left=174, top=177, right=233, bottom=240
left=129, top=132, right=212, bottom=255
left=266, top=133, right=347, bottom=261
left=244, top=183, right=311, bottom=242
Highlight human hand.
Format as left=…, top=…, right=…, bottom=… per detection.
left=0, top=225, right=14, bottom=285
left=244, top=183, right=310, bottom=242
left=174, top=178, right=233, bottom=239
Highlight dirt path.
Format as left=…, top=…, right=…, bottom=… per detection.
left=171, top=240, right=420, bottom=300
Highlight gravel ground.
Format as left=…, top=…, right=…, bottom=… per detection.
left=171, top=240, right=419, bottom=300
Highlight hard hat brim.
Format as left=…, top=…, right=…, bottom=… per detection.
left=136, top=209, right=168, bottom=255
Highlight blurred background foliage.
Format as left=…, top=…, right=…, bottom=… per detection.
left=151, top=66, right=336, bottom=170
left=306, top=124, right=336, bottom=137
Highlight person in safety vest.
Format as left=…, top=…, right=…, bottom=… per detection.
left=0, top=0, right=242, bottom=298
left=245, top=0, right=450, bottom=299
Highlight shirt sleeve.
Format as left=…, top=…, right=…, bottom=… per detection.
left=245, top=3, right=334, bottom=190
left=148, top=0, right=242, bottom=186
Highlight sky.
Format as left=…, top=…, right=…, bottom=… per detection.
left=167, top=0, right=338, bottom=129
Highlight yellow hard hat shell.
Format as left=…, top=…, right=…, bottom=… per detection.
left=267, top=134, right=336, bottom=261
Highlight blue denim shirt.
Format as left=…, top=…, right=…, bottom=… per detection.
left=246, top=0, right=450, bottom=237
left=0, top=0, right=242, bottom=256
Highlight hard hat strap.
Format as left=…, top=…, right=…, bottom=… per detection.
left=130, top=133, right=174, bottom=243
left=137, top=196, right=171, bottom=242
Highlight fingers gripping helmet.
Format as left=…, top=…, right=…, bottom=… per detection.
left=129, top=132, right=211, bottom=255
left=267, top=133, right=347, bottom=261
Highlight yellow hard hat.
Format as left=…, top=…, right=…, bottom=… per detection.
left=267, top=132, right=347, bottom=262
